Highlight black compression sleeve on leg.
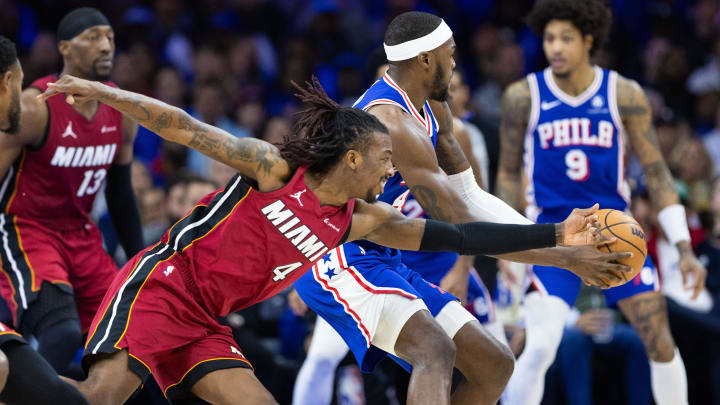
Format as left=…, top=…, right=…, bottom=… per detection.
left=0, top=341, right=88, bottom=405
left=418, top=220, right=557, bottom=255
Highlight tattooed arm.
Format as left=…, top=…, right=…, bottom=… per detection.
left=496, top=79, right=530, bottom=211
left=368, top=103, right=628, bottom=287
left=38, top=75, right=291, bottom=190
left=617, top=77, right=676, bottom=210
left=617, top=76, right=706, bottom=297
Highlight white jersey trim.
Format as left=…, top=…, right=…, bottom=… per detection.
left=90, top=244, right=171, bottom=354
left=524, top=74, right=541, bottom=220
left=382, top=73, right=432, bottom=135
left=544, top=66, right=603, bottom=107
left=608, top=71, right=631, bottom=204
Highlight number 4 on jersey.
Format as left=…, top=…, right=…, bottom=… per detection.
left=272, top=262, right=303, bottom=282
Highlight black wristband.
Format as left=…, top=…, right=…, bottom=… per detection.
left=419, top=220, right=556, bottom=256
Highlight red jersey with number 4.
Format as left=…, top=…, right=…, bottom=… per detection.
left=156, top=167, right=355, bottom=317
left=0, top=75, right=123, bottom=230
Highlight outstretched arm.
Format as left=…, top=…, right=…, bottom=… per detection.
left=617, top=76, right=706, bottom=298
left=39, top=75, right=291, bottom=190
left=429, top=99, right=630, bottom=287
left=346, top=200, right=607, bottom=255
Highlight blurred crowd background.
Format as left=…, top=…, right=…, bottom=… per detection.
left=3, top=0, right=720, bottom=404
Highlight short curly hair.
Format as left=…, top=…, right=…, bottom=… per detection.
left=526, top=0, right=612, bottom=55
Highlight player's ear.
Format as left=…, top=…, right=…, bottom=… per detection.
left=416, top=51, right=432, bottom=71
left=345, top=149, right=364, bottom=170
left=583, top=34, right=594, bottom=54
left=0, top=70, right=11, bottom=94
left=58, top=40, right=71, bottom=59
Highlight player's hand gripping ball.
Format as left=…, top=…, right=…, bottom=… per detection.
left=596, top=209, right=647, bottom=287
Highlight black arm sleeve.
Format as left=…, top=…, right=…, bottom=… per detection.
left=105, top=163, right=145, bottom=258
left=419, top=220, right=557, bottom=255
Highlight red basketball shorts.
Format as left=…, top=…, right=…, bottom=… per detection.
left=84, top=243, right=252, bottom=400
left=0, top=215, right=118, bottom=332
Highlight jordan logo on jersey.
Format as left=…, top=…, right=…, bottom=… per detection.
left=61, top=121, right=77, bottom=139
left=289, top=189, right=307, bottom=207
left=537, top=118, right=615, bottom=149
left=261, top=200, right=329, bottom=262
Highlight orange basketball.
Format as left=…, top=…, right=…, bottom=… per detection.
left=596, top=209, right=648, bottom=287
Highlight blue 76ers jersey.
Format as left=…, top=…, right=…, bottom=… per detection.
left=348, top=72, right=441, bottom=262
left=525, top=66, right=630, bottom=224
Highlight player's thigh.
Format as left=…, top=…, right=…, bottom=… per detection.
left=82, top=350, right=143, bottom=405
left=191, top=367, right=278, bottom=405
left=0, top=348, right=7, bottom=391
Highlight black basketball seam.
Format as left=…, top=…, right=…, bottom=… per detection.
left=604, top=223, right=646, bottom=259
left=597, top=221, right=639, bottom=233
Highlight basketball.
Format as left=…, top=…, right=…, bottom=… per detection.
left=596, top=209, right=648, bottom=287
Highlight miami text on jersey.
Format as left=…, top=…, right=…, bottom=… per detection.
left=261, top=200, right=329, bottom=262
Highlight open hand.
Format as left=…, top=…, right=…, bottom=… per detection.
left=36, top=75, right=100, bottom=105
left=559, top=204, right=615, bottom=247
left=564, top=245, right=633, bottom=288
left=677, top=246, right=707, bottom=300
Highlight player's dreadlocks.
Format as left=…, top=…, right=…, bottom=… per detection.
left=526, top=0, right=612, bottom=56
left=280, top=77, right=388, bottom=176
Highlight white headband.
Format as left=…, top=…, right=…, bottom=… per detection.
left=383, top=19, right=453, bottom=62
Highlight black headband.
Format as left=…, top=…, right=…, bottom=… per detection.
left=57, top=7, right=110, bottom=41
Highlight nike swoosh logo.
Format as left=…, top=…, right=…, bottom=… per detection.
left=540, top=100, right=562, bottom=111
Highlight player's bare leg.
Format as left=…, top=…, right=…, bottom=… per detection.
left=618, top=291, right=675, bottom=361
left=0, top=349, right=7, bottom=391
left=452, top=320, right=514, bottom=405
left=72, top=350, right=142, bottom=405
left=618, top=291, right=688, bottom=405
left=393, top=310, right=456, bottom=405
left=191, top=367, right=278, bottom=405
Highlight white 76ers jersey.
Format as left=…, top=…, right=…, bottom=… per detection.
left=524, top=66, right=630, bottom=223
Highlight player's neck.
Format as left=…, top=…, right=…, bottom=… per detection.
left=386, top=69, right=428, bottom=113
left=551, top=63, right=595, bottom=97
left=303, top=171, right=351, bottom=207
left=59, top=67, right=100, bottom=120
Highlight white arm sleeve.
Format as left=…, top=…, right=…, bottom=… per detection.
left=447, top=168, right=533, bottom=225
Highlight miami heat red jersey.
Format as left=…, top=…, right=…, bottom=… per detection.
left=0, top=75, right=123, bottom=229
left=159, top=167, right=355, bottom=316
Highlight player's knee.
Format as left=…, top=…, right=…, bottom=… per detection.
left=408, top=327, right=456, bottom=370
left=646, top=333, right=676, bottom=362
left=493, top=341, right=515, bottom=382
left=0, top=349, right=8, bottom=391
left=36, top=318, right=82, bottom=352
left=48, top=379, right=89, bottom=405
